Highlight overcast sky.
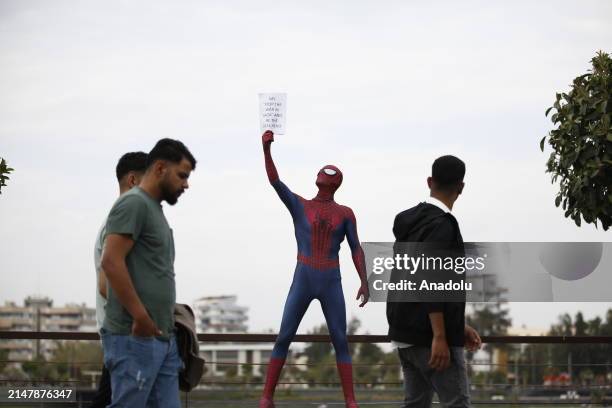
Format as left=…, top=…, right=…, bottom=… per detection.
left=1, top=0, right=611, bottom=336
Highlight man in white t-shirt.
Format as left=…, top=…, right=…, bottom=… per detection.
left=91, top=151, right=148, bottom=408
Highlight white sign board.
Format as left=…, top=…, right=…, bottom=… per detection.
left=259, top=93, right=287, bottom=134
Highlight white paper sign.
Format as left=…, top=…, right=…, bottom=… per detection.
left=259, top=93, right=287, bottom=134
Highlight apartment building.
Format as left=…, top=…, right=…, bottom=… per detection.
left=193, top=295, right=296, bottom=379
left=193, top=295, right=249, bottom=334
left=0, top=296, right=96, bottom=361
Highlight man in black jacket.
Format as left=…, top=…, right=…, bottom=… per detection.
left=387, top=155, right=481, bottom=408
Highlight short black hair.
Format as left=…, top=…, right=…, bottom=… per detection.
left=116, top=152, right=148, bottom=181
left=147, top=139, right=196, bottom=170
left=432, top=155, right=465, bottom=191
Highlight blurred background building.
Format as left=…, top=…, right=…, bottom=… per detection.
left=0, top=295, right=96, bottom=361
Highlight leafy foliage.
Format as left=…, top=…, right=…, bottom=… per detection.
left=520, top=309, right=612, bottom=385
left=541, top=51, right=612, bottom=230
left=50, top=340, right=103, bottom=374
left=21, top=355, right=66, bottom=381
left=0, top=157, right=13, bottom=195
left=466, top=303, right=512, bottom=381
left=466, top=304, right=512, bottom=338
left=300, top=317, right=400, bottom=387
left=19, top=341, right=103, bottom=382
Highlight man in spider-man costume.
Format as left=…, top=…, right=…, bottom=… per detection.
left=259, top=130, right=370, bottom=408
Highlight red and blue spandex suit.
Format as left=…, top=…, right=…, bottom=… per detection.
left=260, top=131, right=368, bottom=408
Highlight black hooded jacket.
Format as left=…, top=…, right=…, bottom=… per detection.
left=386, top=202, right=466, bottom=347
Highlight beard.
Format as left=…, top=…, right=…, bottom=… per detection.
left=160, top=180, right=182, bottom=205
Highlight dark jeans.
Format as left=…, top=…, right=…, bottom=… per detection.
left=397, top=346, right=471, bottom=408
left=90, top=364, right=111, bottom=408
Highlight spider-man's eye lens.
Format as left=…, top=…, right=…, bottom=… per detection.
left=323, top=168, right=337, bottom=176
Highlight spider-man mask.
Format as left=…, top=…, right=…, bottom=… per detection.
left=315, top=165, right=343, bottom=196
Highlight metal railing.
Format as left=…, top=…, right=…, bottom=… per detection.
left=3, top=331, right=612, bottom=343
left=0, top=331, right=611, bottom=407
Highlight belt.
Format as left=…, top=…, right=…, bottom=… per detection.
left=297, top=254, right=340, bottom=270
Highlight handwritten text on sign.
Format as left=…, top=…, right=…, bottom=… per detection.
left=259, top=93, right=287, bottom=134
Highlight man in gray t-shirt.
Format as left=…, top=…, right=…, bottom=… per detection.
left=91, top=151, right=148, bottom=408
left=101, top=139, right=196, bottom=408
left=104, top=186, right=176, bottom=337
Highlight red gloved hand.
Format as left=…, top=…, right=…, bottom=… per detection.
left=262, top=130, right=274, bottom=146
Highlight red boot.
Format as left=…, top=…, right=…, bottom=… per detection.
left=337, top=362, right=359, bottom=408
left=259, top=358, right=285, bottom=408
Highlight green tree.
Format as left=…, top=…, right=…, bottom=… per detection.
left=379, top=352, right=401, bottom=385
left=522, top=309, right=612, bottom=385
left=302, top=323, right=332, bottom=365
left=354, top=341, right=385, bottom=387
left=300, top=317, right=403, bottom=389
left=300, top=353, right=338, bottom=388
left=540, top=51, right=612, bottom=230
left=47, top=340, right=103, bottom=381
left=0, top=157, right=13, bottom=194
left=349, top=317, right=385, bottom=387
left=466, top=303, right=512, bottom=382
left=467, top=304, right=512, bottom=337
left=299, top=323, right=334, bottom=387
left=21, top=356, right=64, bottom=381
left=346, top=317, right=360, bottom=355
left=302, top=317, right=362, bottom=366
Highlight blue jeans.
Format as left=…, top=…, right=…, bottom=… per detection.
left=397, top=346, right=471, bottom=408
left=101, top=331, right=182, bottom=408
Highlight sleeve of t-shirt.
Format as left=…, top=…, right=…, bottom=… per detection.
left=105, top=194, right=148, bottom=242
